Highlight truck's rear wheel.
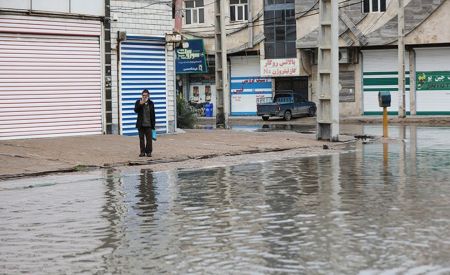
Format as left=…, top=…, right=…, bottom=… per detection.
left=308, top=107, right=316, bottom=117
left=262, top=116, right=269, bottom=121
left=284, top=110, right=292, bottom=121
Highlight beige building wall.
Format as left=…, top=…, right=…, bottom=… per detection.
left=405, top=0, right=450, bottom=44
left=182, top=0, right=264, bottom=54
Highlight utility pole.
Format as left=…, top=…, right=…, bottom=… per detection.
left=398, top=0, right=406, bottom=118
left=317, top=0, right=339, bottom=141
left=214, top=0, right=230, bottom=128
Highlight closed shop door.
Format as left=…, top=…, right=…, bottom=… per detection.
left=415, top=48, right=450, bottom=115
left=230, top=56, right=272, bottom=116
left=362, top=50, right=410, bottom=115
left=120, top=37, right=167, bottom=135
left=0, top=15, right=102, bottom=140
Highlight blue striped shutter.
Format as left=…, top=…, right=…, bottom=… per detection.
left=120, top=36, right=167, bottom=135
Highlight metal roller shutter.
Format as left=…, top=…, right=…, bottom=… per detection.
left=415, top=47, right=450, bottom=115
left=362, top=49, right=410, bottom=115
left=120, top=36, right=167, bottom=135
left=0, top=15, right=102, bottom=140
left=230, top=56, right=272, bottom=116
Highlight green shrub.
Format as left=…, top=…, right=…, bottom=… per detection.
left=176, top=94, right=197, bottom=128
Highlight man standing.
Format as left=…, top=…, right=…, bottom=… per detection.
left=134, top=89, right=156, bottom=157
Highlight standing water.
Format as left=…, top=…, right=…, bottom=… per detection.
left=1, top=126, right=450, bottom=274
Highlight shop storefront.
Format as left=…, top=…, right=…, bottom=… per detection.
left=119, top=36, right=168, bottom=135
left=188, top=73, right=216, bottom=117
left=176, top=39, right=216, bottom=117
left=415, top=47, right=450, bottom=115
left=230, top=56, right=272, bottom=116
left=362, top=49, right=410, bottom=115
left=362, top=48, right=450, bottom=115
left=0, top=14, right=103, bottom=140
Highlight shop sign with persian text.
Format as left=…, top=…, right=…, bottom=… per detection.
left=260, top=58, right=300, bottom=77
left=176, top=39, right=208, bottom=74
left=417, top=71, right=450, bottom=91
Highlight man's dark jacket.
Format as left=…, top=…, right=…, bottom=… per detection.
left=134, top=99, right=156, bottom=129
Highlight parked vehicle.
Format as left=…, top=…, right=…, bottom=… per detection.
left=256, top=91, right=316, bottom=121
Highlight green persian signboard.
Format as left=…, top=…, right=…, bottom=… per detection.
left=417, top=71, right=450, bottom=91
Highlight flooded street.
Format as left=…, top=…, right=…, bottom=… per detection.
left=1, top=126, right=450, bottom=274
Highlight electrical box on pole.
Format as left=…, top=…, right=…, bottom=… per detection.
left=317, top=0, right=339, bottom=141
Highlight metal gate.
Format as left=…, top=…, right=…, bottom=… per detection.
left=230, top=56, right=272, bottom=116
left=362, top=49, right=410, bottom=115
left=119, top=36, right=167, bottom=135
left=415, top=47, right=450, bottom=115
left=0, top=15, right=102, bottom=140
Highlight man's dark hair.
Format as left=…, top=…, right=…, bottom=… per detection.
left=142, top=89, right=149, bottom=95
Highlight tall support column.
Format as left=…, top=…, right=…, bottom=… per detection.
left=398, top=0, right=406, bottom=118
left=215, top=0, right=230, bottom=128
left=317, top=0, right=339, bottom=141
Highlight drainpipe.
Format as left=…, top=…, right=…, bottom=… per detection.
left=409, top=48, right=416, bottom=116
left=104, top=0, right=113, bottom=134
left=173, top=45, right=177, bottom=131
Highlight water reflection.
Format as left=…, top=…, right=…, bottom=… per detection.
left=135, top=169, right=157, bottom=218
left=1, top=126, right=450, bottom=274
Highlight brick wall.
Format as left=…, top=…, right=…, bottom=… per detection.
left=110, top=0, right=175, bottom=134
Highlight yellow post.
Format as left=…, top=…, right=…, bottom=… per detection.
left=383, top=107, right=388, bottom=138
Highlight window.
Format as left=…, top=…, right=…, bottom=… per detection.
left=185, top=0, right=204, bottom=24
left=362, top=0, right=387, bottom=13
left=264, top=8, right=296, bottom=59
left=230, top=0, right=248, bottom=22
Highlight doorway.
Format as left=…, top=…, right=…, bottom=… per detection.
left=274, top=77, right=309, bottom=100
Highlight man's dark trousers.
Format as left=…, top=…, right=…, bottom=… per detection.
left=138, top=127, right=152, bottom=154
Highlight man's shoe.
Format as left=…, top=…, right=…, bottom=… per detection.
left=146, top=153, right=152, bottom=157
left=139, top=153, right=145, bottom=157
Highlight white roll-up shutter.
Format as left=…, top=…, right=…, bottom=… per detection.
left=362, top=50, right=410, bottom=115
left=415, top=47, right=450, bottom=115
left=120, top=36, right=167, bottom=135
left=0, top=15, right=102, bottom=140
left=230, top=56, right=272, bottom=116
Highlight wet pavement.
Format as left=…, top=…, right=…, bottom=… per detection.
left=196, top=123, right=317, bottom=134
left=1, top=126, right=450, bottom=274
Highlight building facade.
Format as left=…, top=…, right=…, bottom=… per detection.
left=181, top=0, right=450, bottom=117
left=0, top=0, right=177, bottom=140
left=110, top=0, right=176, bottom=135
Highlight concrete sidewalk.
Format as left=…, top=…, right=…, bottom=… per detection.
left=0, top=129, right=349, bottom=180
